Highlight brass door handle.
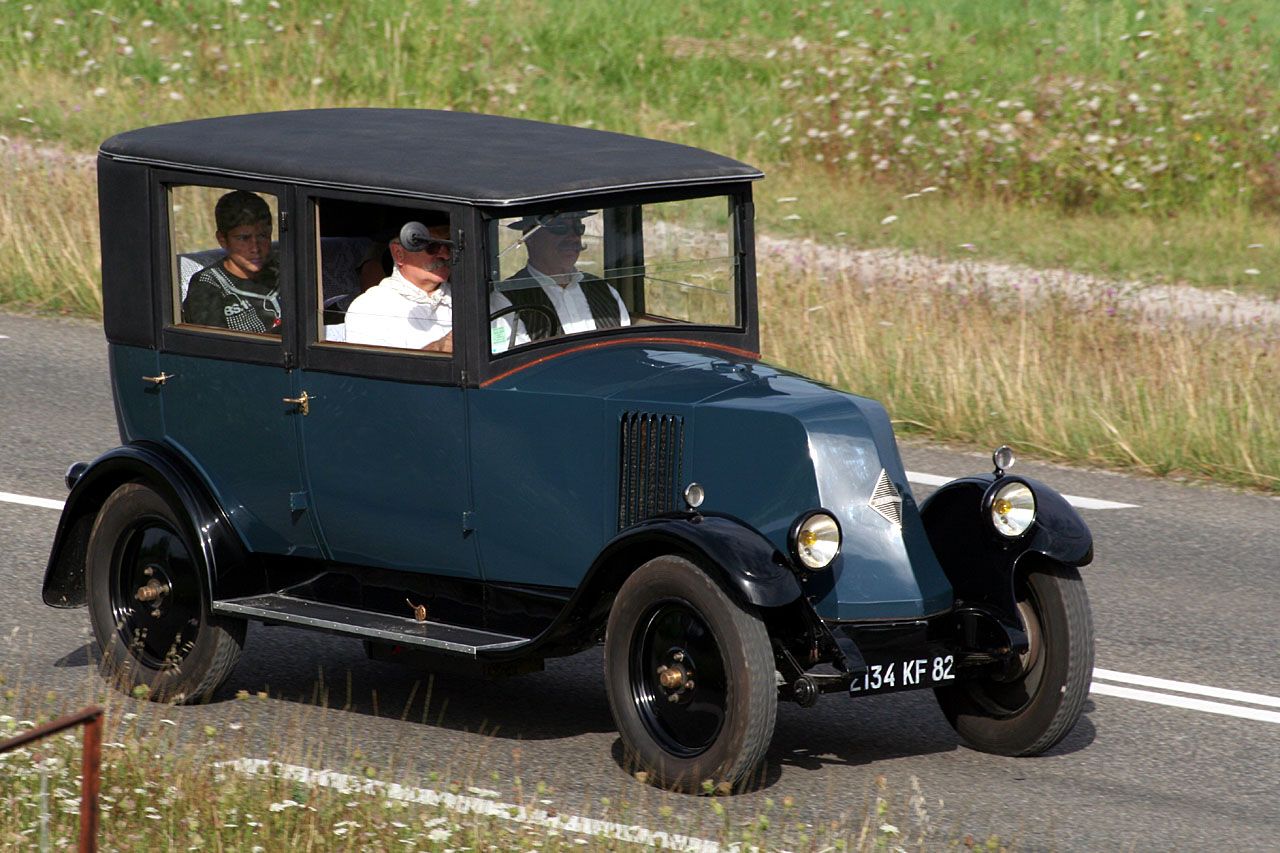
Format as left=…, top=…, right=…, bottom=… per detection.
left=142, top=373, right=174, bottom=386
left=282, top=390, right=311, bottom=415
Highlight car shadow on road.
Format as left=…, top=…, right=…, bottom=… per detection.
left=749, top=692, right=1097, bottom=792
left=205, top=625, right=619, bottom=742
left=52, top=643, right=95, bottom=668
left=52, top=633, right=1098, bottom=792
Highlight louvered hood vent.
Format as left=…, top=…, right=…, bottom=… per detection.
left=868, top=468, right=903, bottom=527
left=618, top=412, right=685, bottom=530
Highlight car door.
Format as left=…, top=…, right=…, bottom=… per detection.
left=156, top=178, right=321, bottom=559
left=292, top=194, right=479, bottom=581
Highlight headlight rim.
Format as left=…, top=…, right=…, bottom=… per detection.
left=788, top=508, right=843, bottom=571
left=983, top=477, right=1038, bottom=539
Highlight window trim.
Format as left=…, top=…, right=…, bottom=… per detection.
left=297, top=187, right=473, bottom=387
left=153, top=170, right=294, bottom=367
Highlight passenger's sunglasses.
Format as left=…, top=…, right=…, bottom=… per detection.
left=539, top=219, right=587, bottom=237
left=399, top=221, right=455, bottom=256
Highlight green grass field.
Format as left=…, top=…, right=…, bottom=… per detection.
left=1, top=0, right=1277, bottom=493
left=4, top=0, right=1279, bottom=292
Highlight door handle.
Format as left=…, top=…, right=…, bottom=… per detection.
left=142, top=373, right=174, bottom=386
left=282, top=390, right=311, bottom=416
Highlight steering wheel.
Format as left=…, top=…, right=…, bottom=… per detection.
left=490, top=303, right=559, bottom=342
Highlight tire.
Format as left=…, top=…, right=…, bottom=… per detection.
left=935, top=561, right=1094, bottom=756
left=604, top=555, right=777, bottom=792
left=85, top=483, right=245, bottom=703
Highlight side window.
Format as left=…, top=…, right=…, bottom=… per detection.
left=314, top=198, right=454, bottom=357
left=169, top=185, right=282, bottom=335
left=488, top=196, right=738, bottom=355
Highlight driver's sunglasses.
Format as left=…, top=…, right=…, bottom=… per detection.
left=421, top=239, right=454, bottom=255
left=541, top=220, right=587, bottom=236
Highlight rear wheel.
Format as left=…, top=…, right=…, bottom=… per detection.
left=935, top=561, right=1093, bottom=755
left=86, top=483, right=244, bottom=703
left=604, top=555, right=777, bottom=792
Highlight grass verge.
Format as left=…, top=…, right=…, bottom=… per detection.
left=0, top=677, right=1005, bottom=851
left=761, top=249, right=1280, bottom=492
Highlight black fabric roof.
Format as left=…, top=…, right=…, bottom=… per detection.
left=100, top=109, right=762, bottom=206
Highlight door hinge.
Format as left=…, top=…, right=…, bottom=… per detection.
left=462, top=511, right=476, bottom=534
left=279, top=210, right=289, bottom=233
left=289, top=491, right=309, bottom=512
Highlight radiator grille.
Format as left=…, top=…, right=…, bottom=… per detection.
left=618, top=412, right=685, bottom=530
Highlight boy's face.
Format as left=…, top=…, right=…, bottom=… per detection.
left=217, top=219, right=273, bottom=279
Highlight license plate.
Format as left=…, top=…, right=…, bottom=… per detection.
left=849, top=654, right=956, bottom=695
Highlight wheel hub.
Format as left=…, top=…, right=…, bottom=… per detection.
left=656, top=649, right=696, bottom=703
left=134, top=565, right=173, bottom=616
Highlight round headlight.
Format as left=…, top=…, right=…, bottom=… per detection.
left=792, top=511, right=841, bottom=570
left=990, top=481, right=1036, bottom=537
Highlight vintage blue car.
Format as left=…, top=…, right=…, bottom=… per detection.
left=44, top=109, right=1094, bottom=792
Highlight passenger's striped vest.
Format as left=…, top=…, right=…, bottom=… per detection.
left=501, top=269, right=622, bottom=339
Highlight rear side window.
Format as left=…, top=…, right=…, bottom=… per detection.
left=169, top=185, right=282, bottom=336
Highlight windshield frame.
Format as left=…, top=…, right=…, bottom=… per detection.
left=475, top=183, right=759, bottom=381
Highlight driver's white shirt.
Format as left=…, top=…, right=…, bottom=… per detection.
left=526, top=264, right=631, bottom=335
left=344, top=268, right=451, bottom=349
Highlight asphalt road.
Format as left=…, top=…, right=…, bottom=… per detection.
left=2, top=311, right=1277, bottom=851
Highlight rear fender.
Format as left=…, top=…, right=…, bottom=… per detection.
left=42, top=442, right=252, bottom=608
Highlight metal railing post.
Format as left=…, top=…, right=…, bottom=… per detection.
left=0, top=706, right=105, bottom=853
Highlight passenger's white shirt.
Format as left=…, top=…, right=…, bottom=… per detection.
left=344, top=269, right=451, bottom=350
left=525, top=265, right=631, bottom=335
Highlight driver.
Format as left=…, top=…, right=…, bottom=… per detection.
left=500, top=211, right=630, bottom=340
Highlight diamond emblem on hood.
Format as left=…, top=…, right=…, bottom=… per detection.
left=868, top=469, right=903, bottom=527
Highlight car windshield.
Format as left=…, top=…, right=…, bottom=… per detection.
left=488, top=195, right=739, bottom=354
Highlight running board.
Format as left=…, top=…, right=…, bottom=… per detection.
left=212, top=594, right=529, bottom=656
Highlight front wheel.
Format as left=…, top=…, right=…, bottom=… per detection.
left=935, top=561, right=1094, bottom=755
left=604, top=555, right=777, bottom=792
left=86, top=483, right=245, bottom=703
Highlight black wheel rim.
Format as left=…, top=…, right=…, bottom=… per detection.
left=970, top=578, right=1048, bottom=717
left=108, top=518, right=202, bottom=672
left=629, top=599, right=728, bottom=758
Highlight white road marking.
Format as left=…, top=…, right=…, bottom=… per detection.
left=1093, top=667, right=1280, bottom=709
left=0, top=491, right=65, bottom=511
left=905, top=470, right=1138, bottom=509
left=1, top=473, right=1138, bottom=515
left=1090, top=682, right=1280, bottom=725
left=223, top=758, right=721, bottom=852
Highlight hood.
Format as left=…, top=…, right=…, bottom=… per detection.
left=490, top=343, right=953, bottom=620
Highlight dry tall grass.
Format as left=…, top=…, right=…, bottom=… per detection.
left=0, top=147, right=100, bottom=316
left=760, top=252, right=1280, bottom=490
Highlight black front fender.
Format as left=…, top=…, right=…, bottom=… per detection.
left=919, top=474, right=1094, bottom=653
left=42, top=442, right=251, bottom=608
left=590, top=512, right=804, bottom=610
left=477, top=511, right=805, bottom=662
